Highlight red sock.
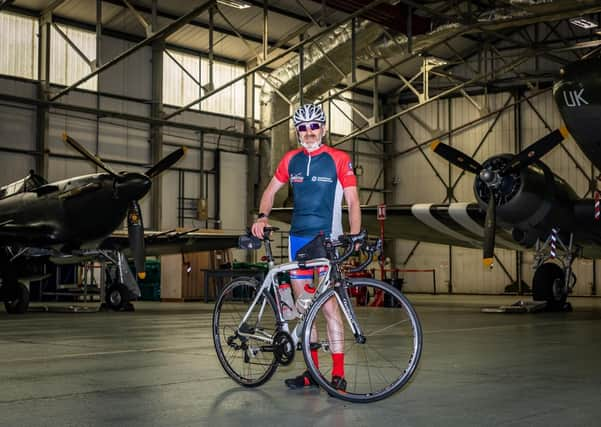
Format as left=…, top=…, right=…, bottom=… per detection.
left=331, top=353, right=345, bottom=378
left=311, top=349, right=319, bottom=368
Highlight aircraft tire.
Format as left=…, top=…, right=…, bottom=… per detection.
left=532, top=262, right=567, bottom=311
left=4, top=282, right=30, bottom=314
left=105, top=283, right=130, bottom=311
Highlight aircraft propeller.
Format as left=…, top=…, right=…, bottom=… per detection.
left=431, top=127, right=568, bottom=267
left=62, top=133, right=186, bottom=280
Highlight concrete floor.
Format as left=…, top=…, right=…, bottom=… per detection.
left=1, top=295, right=601, bottom=427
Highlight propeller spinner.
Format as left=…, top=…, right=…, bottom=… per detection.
left=62, top=133, right=186, bottom=279
left=431, top=127, right=568, bottom=267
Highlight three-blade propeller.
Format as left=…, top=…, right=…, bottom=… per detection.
left=431, top=127, right=568, bottom=267
left=62, top=133, right=186, bottom=279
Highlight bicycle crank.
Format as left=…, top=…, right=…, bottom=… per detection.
left=272, top=330, right=295, bottom=366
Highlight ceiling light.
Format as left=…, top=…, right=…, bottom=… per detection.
left=569, top=17, right=598, bottom=29
left=425, top=56, right=448, bottom=67
left=217, top=0, right=251, bottom=9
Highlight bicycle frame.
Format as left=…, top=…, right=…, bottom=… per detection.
left=235, top=257, right=365, bottom=350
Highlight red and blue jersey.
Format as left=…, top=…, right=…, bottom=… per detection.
left=274, top=145, right=357, bottom=238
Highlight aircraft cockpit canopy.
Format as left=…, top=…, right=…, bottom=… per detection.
left=0, top=170, right=48, bottom=199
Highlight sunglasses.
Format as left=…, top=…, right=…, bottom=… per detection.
left=296, top=122, right=322, bottom=132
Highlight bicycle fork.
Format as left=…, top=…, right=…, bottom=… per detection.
left=333, top=285, right=366, bottom=344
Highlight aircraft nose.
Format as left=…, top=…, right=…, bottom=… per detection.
left=116, top=173, right=152, bottom=201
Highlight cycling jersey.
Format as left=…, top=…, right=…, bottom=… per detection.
left=274, top=145, right=357, bottom=238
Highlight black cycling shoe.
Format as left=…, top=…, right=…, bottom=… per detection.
left=284, top=370, right=318, bottom=389
left=330, top=376, right=347, bottom=393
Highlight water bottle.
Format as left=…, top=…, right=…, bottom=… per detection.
left=278, top=283, right=298, bottom=320
left=295, top=283, right=316, bottom=314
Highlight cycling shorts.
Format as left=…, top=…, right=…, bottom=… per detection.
left=289, top=234, right=327, bottom=280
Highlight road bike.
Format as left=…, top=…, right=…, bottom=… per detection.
left=212, top=228, right=422, bottom=403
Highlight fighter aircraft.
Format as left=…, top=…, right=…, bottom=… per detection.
left=271, top=57, right=601, bottom=311
left=0, top=134, right=238, bottom=314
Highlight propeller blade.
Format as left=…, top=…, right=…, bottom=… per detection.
left=127, top=201, right=146, bottom=280
left=483, top=191, right=496, bottom=269
left=500, top=127, right=569, bottom=176
left=146, top=147, right=187, bottom=178
left=430, top=140, right=483, bottom=174
left=62, top=133, right=119, bottom=177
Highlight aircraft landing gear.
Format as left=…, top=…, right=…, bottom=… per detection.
left=3, top=282, right=30, bottom=314
left=100, top=251, right=138, bottom=312
left=105, top=283, right=133, bottom=311
left=532, top=230, right=578, bottom=312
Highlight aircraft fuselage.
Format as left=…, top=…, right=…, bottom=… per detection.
left=0, top=172, right=150, bottom=250
left=554, top=57, right=601, bottom=172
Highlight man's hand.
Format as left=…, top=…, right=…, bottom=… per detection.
left=251, top=218, right=270, bottom=239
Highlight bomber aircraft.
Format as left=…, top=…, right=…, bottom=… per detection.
left=271, top=57, right=601, bottom=311
left=0, top=134, right=238, bottom=314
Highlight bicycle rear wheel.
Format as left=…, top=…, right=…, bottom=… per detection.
left=212, top=278, right=279, bottom=387
left=302, top=278, right=422, bottom=403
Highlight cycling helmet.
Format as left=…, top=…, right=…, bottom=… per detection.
left=293, top=104, right=326, bottom=126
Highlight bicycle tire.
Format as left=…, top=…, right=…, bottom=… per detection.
left=301, top=278, right=422, bottom=403
left=212, top=278, right=279, bottom=387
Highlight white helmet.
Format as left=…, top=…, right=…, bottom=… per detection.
left=293, top=104, right=326, bottom=126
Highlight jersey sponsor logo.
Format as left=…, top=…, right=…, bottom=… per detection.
left=311, top=176, right=333, bottom=183
left=290, top=173, right=304, bottom=183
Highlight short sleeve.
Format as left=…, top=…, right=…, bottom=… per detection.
left=335, top=150, right=357, bottom=188
left=274, top=149, right=298, bottom=183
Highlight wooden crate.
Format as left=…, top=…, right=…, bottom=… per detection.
left=160, top=250, right=232, bottom=302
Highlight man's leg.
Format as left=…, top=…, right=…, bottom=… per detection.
left=284, top=273, right=319, bottom=389
left=321, top=296, right=346, bottom=386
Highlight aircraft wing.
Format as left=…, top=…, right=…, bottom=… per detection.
left=269, top=203, right=524, bottom=252
left=101, top=229, right=240, bottom=256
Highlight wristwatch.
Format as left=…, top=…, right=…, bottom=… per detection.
left=257, top=212, right=268, bottom=220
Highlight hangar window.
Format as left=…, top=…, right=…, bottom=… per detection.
left=163, top=49, right=246, bottom=118
left=163, top=49, right=201, bottom=110
left=200, top=58, right=245, bottom=118
left=0, top=11, right=38, bottom=80
left=50, top=24, right=97, bottom=91
left=329, top=94, right=354, bottom=136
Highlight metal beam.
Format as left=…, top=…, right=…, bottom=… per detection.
left=164, top=0, right=388, bottom=120
left=333, top=53, right=532, bottom=146
left=49, top=0, right=216, bottom=101
left=392, top=87, right=552, bottom=160
left=0, top=93, right=266, bottom=139
left=40, top=0, right=66, bottom=16
left=100, top=0, right=293, bottom=49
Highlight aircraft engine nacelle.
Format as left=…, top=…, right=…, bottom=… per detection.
left=473, top=154, right=579, bottom=246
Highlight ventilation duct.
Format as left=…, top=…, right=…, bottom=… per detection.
left=261, top=0, right=601, bottom=105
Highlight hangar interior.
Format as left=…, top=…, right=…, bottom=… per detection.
left=3, top=0, right=601, bottom=299
left=3, top=1, right=601, bottom=425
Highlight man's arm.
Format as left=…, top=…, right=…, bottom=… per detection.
left=343, top=186, right=361, bottom=234
left=251, top=176, right=285, bottom=238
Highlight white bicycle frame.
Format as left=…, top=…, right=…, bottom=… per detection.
left=235, top=256, right=363, bottom=349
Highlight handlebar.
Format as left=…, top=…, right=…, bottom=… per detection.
left=329, top=229, right=382, bottom=273
left=239, top=227, right=381, bottom=274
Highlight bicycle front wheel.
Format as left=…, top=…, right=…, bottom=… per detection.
left=212, top=278, right=279, bottom=387
left=302, top=278, right=422, bottom=403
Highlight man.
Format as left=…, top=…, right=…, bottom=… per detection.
left=251, top=103, right=361, bottom=392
